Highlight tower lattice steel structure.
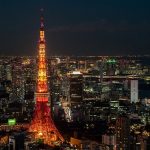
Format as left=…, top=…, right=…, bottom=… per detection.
left=29, top=13, right=64, bottom=146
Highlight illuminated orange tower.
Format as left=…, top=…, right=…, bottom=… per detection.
left=29, top=12, right=64, bottom=146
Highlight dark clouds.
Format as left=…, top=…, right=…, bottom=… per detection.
left=48, top=20, right=150, bottom=33
left=0, top=0, right=150, bottom=55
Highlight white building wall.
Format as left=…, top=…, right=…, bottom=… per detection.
left=131, top=80, right=138, bottom=103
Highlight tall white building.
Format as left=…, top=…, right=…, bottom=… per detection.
left=6, top=64, right=12, bottom=81
left=130, top=80, right=138, bottom=103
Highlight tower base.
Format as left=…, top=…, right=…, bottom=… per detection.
left=29, top=102, right=64, bottom=146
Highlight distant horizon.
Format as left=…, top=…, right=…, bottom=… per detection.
left=0, top=54, right=150, bottom=57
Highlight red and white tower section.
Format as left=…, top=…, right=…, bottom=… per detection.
left=29, top=14, right=64, bottom=146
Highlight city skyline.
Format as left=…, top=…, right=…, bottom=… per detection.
left=0, top=0, right=150, bottom=56
left=0, top=1, right=150, bottom=149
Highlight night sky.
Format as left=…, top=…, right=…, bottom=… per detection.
left=0, top=0, right=150, bottom=56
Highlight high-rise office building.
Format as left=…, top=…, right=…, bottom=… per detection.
left=69, top=71, right=83, bottom=121
left=116, top=115, right=130, bottom=150
left=130, top=80, right=138, bottom=103
left=69, top=71, right=83, bottom=104
left=10, top=60, right=24, bottom=102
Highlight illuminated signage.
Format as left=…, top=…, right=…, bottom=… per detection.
left=107, top=59, right=116, bottom=64
left=8, top=119, right=16, bottom=126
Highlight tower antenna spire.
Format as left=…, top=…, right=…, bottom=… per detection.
left=40, top=8, right=44, bottom=29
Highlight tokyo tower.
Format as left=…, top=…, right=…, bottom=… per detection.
left=29, top=12, right=64, bottom=146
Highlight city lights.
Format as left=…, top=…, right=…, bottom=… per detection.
left=0, top=2, right=150, bottom=149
